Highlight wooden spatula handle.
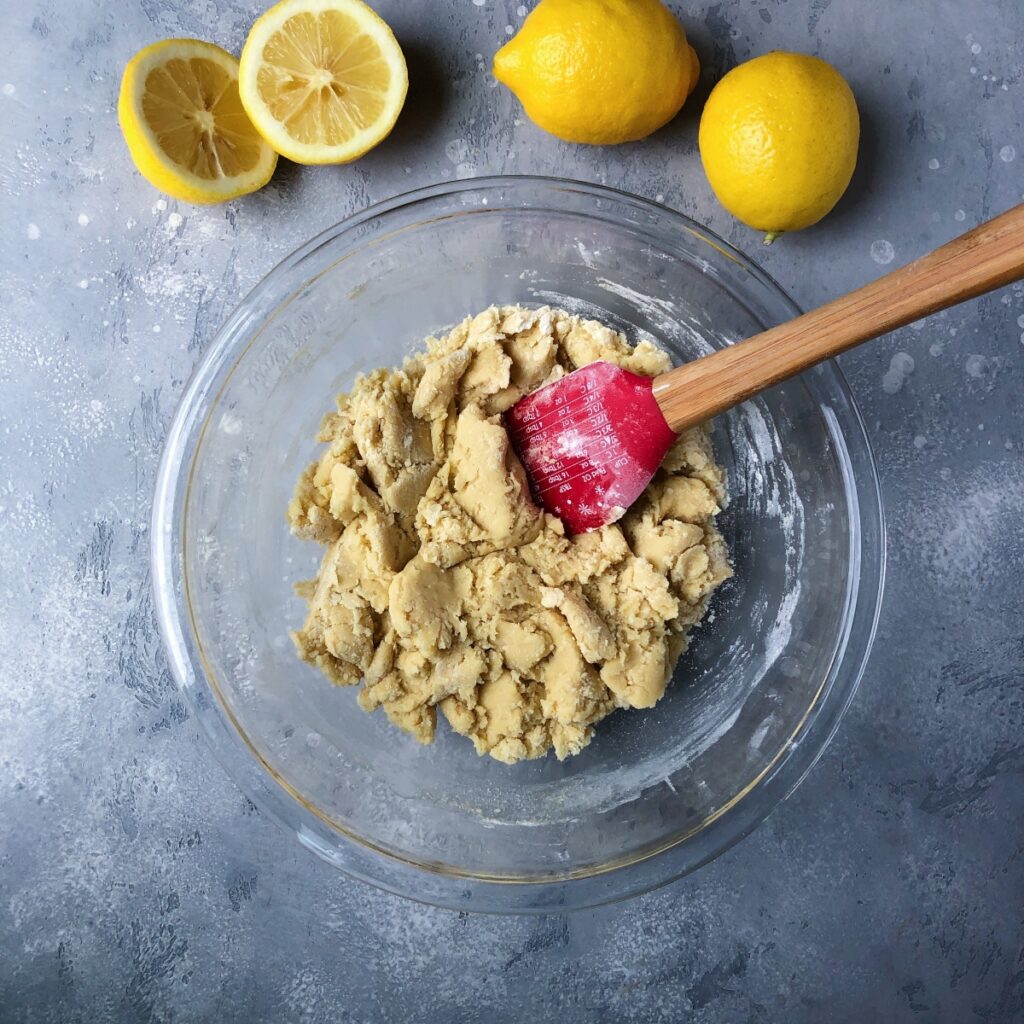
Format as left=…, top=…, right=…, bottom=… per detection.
left=652, top=203, right=1024, bottom=433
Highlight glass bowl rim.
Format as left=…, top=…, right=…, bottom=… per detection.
left=151, top=174, right=886, bottom=913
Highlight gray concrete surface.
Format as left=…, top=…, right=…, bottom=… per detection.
left=1, top=0, right=1023, bottom=1020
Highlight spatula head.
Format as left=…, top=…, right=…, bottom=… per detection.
left=505, top=361, right=677, bottom=533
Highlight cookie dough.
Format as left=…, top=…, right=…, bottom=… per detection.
left=288, top=305, right=732, bottom=763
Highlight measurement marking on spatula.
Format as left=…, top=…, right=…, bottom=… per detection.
left=533, top=440, right=629, bottom=496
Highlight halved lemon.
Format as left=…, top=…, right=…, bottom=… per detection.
left=238, top=0, right=408, bottom=165
left=118, top=39, right=278, bottom=204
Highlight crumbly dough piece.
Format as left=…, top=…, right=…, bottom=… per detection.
left=289, top=305, right=732, bottom=763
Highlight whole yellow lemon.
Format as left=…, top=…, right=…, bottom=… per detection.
left=698, top=52, right=859, bottom=242
left=493, top=0, right=700, bottom=145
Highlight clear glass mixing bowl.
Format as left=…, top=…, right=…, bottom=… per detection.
left=152, top=177, right=884, bottom=912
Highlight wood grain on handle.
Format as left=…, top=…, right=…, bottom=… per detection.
left=652, top=203, right=1024, bottom=433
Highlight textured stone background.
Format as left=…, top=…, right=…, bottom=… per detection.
left=1, top=0, right=1023, bottom=1021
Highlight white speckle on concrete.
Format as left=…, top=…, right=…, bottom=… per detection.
left=167, top=212, right=183, bottom=230
left=882, top=351, right=915, bottom=394
left=913, top=435, right=927, bottom=449
left=505, top=24, right=514, bottom=35
left=970, top=66, right=978, bottom=75
left=471, top=0, right=485, bottom=6
left=517, top=3, right=527, bottom=14
left=929, top=341, right=944, bottom=357
left=999, top=145, right=1016, bottom=163
left=1017, top=314, right=1024, bottom=328
left=907, top=461, right=1024, bottom=585
left=928, top=158, right=940, bottom=170
left=655, top=193, right=664, bottom=203
left=870, top=239, right=895, bottom=265
left=445, top=138, right=467, bottom=162
left=26, top=223, right=40, bottom=240
left=89, top=399, right=103, bottom=413
left=153, top=198, right=167, bottom=213
left=954, top=209, right=966, bottom=222
left=444, top=137, right=478, bottom=178
left=77, top=279, right=89, bottom=289
left=965, top=354, right=988, bottom=378
left=152, top=324, right=161, bottom=334
left=2, top=83, right=14, bottom=96
left=970, top=41, right=983, bottom=54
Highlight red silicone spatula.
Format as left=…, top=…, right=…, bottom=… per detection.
left=507, top=204, right=1024, bottom=533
